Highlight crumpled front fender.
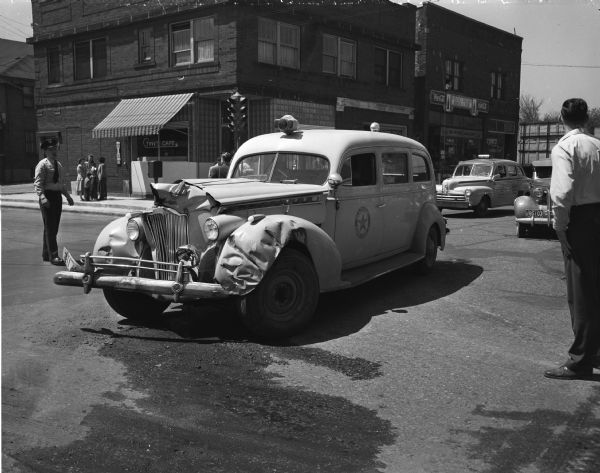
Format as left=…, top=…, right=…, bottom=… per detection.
left=93, top=216, right=139, bottom=258
left=214, top=215, right=342, bottom=295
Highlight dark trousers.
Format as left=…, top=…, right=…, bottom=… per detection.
left=563, top=203, right=600, bottom=370
left=98, top=178, right=107, bottom=200
left=39, top=190, right=63, bottom=261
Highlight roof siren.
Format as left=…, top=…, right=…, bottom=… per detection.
left=275, top=115, right=299, bottom=135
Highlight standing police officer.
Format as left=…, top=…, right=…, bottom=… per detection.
left=34, top=137, right=74, bottom=265
left=545, top=98, right=600, bottom=380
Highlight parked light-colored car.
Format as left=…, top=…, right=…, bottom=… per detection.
left=436, top=158, right=530, bottom=217
left=54, top=116, right=447, bottom=339
left=514, top=159, right=553, bottom=237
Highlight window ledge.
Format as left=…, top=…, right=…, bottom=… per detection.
left=134, top=61, right=157, bottom=70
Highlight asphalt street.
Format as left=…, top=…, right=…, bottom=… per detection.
left=2, top=206, right=599, bottom=473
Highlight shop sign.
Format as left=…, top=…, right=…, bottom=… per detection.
left=444, top=127, right=482, bottom=139
left=476, top=100, right=489, bottom=114
left=142, top=138, right=180, bottom=149
left=430, top=90, right=446, bottom=106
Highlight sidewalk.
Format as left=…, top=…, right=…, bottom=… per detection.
left=0, top=184, right=153, bottom=216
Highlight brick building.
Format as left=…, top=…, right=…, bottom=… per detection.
left=415, top=2, right=522, bottom=178
left=0, top=39, right=37, bottom=184
left=30, top=0, right=418, bottom=195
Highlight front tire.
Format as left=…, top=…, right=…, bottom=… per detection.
left=516, top=222, right=529, bottom=238
left=414, top=226, right=438, bottom=275
left=237, top=248, right=319, bottom=339
left=103, top=288, right=170, bottom=321
left=473, top=196, right=490, bottom=217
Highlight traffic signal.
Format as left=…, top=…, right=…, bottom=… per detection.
left=227, top=92, right=247, bottom=133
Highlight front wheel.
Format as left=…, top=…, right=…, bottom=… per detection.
left=516, top=222, right=529, bottom=238
left=413, top=226, right=438, bottom=275
left=237, top=248, right=319, bottom=339
left=103, top=288, right=170, bottom=321
left=473, top=196, right=490, bottom=217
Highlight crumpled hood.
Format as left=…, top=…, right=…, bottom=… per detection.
left=150, top=178, right=327, bottom=212
left=441, top=175, right=491, bottom=192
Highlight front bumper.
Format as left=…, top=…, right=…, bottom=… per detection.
left=436, top=194, right=470, bottom=209
left=515, top=206, right=553, bottom=227
left=53, top=249, right=229, bottom=302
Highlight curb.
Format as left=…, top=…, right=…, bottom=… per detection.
left=0, top=199, right=151, bottom=217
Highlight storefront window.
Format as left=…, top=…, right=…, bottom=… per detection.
left=137, top=128, right=189, bottom=161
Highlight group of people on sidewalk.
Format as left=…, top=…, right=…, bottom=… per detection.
left=76, top=154, right=107, bottom=201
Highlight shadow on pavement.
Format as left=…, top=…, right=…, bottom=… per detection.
left=87, top=259, right=483, bottom=346
left=455, top=386, right=600, bottom=473
left=443, top=208, right=515, bottom=219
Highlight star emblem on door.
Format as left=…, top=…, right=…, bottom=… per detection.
left=355, top=207, right=370, bottom=239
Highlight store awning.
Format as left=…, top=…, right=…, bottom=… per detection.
left=92, top=93, right=193, bottom=139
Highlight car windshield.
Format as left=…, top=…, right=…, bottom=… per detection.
left=231, top=152, right=330, bottom=185
left=453, top=163, right=493, bottom=177
left=534, top=166, right=552, bottom=179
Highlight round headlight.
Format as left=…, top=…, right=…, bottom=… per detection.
left=126, top=219, right=140, bottom=241
left=465, top=189, right=472, bottom=197
left=204, top=218, right=219, bottom=241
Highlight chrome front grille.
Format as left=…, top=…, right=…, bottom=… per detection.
left=144, top=210, right=189, bottom=280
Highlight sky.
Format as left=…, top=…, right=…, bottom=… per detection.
left=1, top=0, right=599, bottom=116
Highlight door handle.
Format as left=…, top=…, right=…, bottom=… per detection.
left=376, top=202, right=386, bottom=208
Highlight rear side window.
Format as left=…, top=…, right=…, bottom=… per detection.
left=340, top=153, right=377, bottom=186
left=411, top=154, right=431, bottom=182
left=507, top=165, right=517, bottom=177
left=382, top=152, right=409, bottom=185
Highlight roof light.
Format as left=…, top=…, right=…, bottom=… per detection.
left=274, top=115, right=299, bottom=134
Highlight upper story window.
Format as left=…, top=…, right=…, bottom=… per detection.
left=138, top=27, right=154, bottom=64
left=444, top=59, right=463, bottom=91
left=47, top=46, right=61, bottom=84
left=74, top=38, right=107, bottom=80
left=258, top=18, right=300, bottom=69
left=170, top=17, right=215, bottom=66
left=490, top=71, right=505, bottom=99
left=374, top=47, right=403, bottom=87
left=323, top=34, right=356, bottom=79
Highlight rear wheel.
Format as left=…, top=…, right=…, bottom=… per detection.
left=103, top=288, right=170, bottom=321
left=414, top=226, right=438, bottom=275
left=473, top=196, right=490, bottom=217
left=237, top=248, right=319, bottom=339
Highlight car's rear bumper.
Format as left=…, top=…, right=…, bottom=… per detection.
left=54, top=271, right=230, bottom=301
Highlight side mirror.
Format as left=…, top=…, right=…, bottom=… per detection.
left=327, top=173, right=343, bottom=189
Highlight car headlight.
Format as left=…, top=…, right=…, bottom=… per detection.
left=204, top=218, right=219, bottom=241
left=465, top=189, right=472, bottom=197
left=126, top=218, right=142, bottom=241
left=533, top=187, right=544, bottom=199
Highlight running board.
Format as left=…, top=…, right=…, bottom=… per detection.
left=339, top=251, right=423, bottom=289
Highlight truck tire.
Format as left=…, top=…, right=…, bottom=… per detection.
left=237, top=248, right=319, bottom=339
left=103, top=288, right=170, bottom=321
left=413, top=225, right=438, bottom=275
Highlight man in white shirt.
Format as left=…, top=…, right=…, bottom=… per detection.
left=545, top=98, right=600, bottom=380
left=33, top=138, right=74, bottom=265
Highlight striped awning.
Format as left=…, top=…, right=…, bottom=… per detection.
left=92, top=93, right=193, bottom=138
